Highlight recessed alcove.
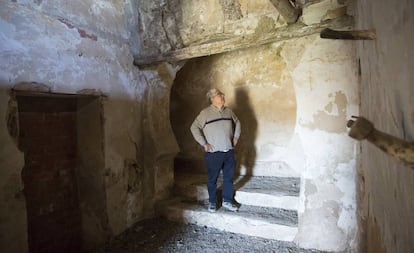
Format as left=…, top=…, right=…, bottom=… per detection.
left=15, top=91, right=107, bottom=253
left=170, top=44, right=297, bottom=177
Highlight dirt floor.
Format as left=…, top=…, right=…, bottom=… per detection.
left=97, top=217, right=330, bottom=253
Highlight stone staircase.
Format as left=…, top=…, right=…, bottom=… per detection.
left=158, top=172, right=301, bottom=242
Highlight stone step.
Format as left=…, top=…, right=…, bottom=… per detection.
left=174, top=173, right=300, bottom=210
left=159, top=199, right=298, bottom=242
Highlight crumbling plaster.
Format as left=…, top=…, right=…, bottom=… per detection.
left=286, top=36, right=358, bottom=251
left=0, top=0, right=179, bottom=251
left=0, top=0, right=362, bottom=253
left=170, top=33, right=358, bottom=251
left=167, top=0, right=358, bottom=251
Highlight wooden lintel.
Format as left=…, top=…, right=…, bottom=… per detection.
left=133, top=16, right=353, bottom=67
left=269, top=0, right=300, bottom=24
left=320, top=28, right=376, bottom=40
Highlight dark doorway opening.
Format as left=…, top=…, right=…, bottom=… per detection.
left=15, top=91, right=106, bottom=253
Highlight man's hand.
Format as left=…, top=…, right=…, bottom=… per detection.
left=203, top=144, right=213, bottom=152
left=233, top=138, right=239, bottom=146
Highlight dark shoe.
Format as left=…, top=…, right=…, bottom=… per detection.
left=208, top=203, right=217, bottom=213
left=222, top=202, right=238, bottom=212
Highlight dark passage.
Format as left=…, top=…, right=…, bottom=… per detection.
left=17, top=94, right=82, bottom=253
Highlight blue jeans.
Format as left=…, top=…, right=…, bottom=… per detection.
left=204, top=150, right=235, bottom=204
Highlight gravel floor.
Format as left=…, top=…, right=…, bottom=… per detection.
left=97, top=217, right=329, bottom=253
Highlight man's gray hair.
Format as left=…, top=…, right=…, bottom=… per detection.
left=206, top=88, right=224, bottom=104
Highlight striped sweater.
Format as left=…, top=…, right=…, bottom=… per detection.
left=190, top=105, right=241, bottom=152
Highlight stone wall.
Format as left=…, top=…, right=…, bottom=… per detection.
left=0, top=0, right=362, bottom=252
left=171, top=35, right=358, bottom=251
left=167, top=1, right=359, bottom=251
left=136, top=0, right=287, bottom=57
left=354, top=0, right=414, bottom=252
left=0, top=1, right=178, bottom=252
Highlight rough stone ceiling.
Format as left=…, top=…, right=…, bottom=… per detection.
left=133, top=0, right=353, bottom=67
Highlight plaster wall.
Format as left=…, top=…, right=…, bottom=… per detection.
left=167, top=1, right=359, bottom=251
left=289, top=36, right=358, bottom=252
left=0, top=1, right=178, bottom=252
left=0, top=0, right=363, bottom=252
left=171, top=36, right=358, bottom=251
left=354, top=0, right=414, bottom=252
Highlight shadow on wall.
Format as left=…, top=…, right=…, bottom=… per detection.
left=169, top=58, right=259, bottom=182
left=232, top=86, right=258, bottom=191
left=169, top=57, right=215, bottom=173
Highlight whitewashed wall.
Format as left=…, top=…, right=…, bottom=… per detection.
left=355, top=0, right=414, bottom=252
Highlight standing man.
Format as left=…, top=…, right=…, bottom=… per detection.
left=190, top=88, right=241, bottom=212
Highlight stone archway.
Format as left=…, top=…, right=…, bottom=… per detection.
left=170, top=44, right=297, bottom=177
